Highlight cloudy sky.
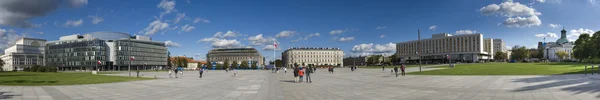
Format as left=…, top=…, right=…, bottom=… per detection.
left=1, top=0, right=599, bottom=61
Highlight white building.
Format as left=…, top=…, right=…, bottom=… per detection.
left=1, top=38, right=46, bottom=71
left=282, top=47, right=344, bottom=67
left=395, top=33, right=494, bottom=63
left=543, top=29, right=575, bottom=61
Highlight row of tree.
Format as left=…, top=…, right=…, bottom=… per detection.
left=206, top=59, right=259, bottom=69
left=573, top=31, right=600, bottom=63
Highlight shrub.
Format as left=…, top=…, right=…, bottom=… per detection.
left=46, top=67, right=57, bottom=72
left=31, top=65, right=40, bottom=72
left=37, top=66, right=47, bottom=72
left=23, top=67, right=31, bottom=72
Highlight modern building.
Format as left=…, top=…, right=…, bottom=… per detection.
left=282, top=47, right=344, bottom=67
left=1, top=38, right=46, bottom=71
left=543, top=29, right=575, bottom=61
left=493, top=39, right=508, bottom=53
left=342, top=56, right=367, bottom=66
left=395, top=33, right=494, bottom=63
left=45, top=32, right=168, bottom=71
left=206, top=48, right=264, bottom=67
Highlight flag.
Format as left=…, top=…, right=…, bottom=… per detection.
left=273, top=42, right=278, bottom=49
left=97, top=61, right=102, bottom=65
left=130, top=56, right=135, bottom=60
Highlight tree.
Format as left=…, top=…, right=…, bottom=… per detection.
left=182, top=57, right=189, bottom=68
left=494, top=51, right=507, bottom=61
left=389, top=54, right=399, bottom=65
left=231, top=61, right=239, bottom=69
left=223, top=59, right=230, bottom=69
left=555, top=50, right=568, bottom=61
left=262, top=57, right=266, bottom=66
left=574, top=33, right=592, bottom=62
left=0, top=59, right=4, bottom=71
left=206, top=62, right=212, bottom=69
left=529, top=49, right=540, bottom=58
left=275, top=59, right=283, bottom=68
left=592, top=31, right=600, bottom=61
left=197, top=62, right=201, bottom=69
left=241, top=61, right=249, bottom=69
left=251, top=62, right=258, bottom=69
left=510, top=46, right=530, bottom=61
left=167, top=52, right=172, bottom=69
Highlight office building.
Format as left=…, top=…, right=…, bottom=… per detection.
left=282, top=47, right=344, bottom=67
left=543, top=29, right=575, bottom=61
left=206, top=48, right=264, bottom=66
left=395, top=33, right=494, bottom=63
left=45, top=32, right=168, bottom=70
left=493, top=39, right=507, bottom=53
left=1, top=38, right=46, bottom=71
left=343, top=56, right=367, bottom=66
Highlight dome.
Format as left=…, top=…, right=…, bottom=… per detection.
left=556, top=38, right=569, bottom=44
left=83, top=32, right=131, bottom=40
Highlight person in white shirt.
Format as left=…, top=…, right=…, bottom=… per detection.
left=284, top=67, right=287, bottom=73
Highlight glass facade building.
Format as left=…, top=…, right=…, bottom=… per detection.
left=45, top=32, right=168, bottom=71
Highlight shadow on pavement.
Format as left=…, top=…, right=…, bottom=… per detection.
left=279, top=80, right=297, bottom=83
left=512, top=74, right=600, bottom=98
left=0, top=92, right=21, bottom=99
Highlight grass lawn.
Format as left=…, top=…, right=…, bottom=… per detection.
left=409, top=63, right=593, bottom=75
left=0, top=72, right=153, bottom=86
left=359, top=64, right=440, bottom=68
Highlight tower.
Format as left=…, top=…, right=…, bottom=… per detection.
left=561, top=27, right=567, bottom=39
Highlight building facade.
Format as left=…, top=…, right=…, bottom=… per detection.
left=543, top=29, right=575, bottom=61
left=45, top=32, right=168, bottom=71
left=1, top=38, right=46, bottom=71
left=342, top=56, right=367, bottom=66
left=282, top=47, right=344, bottom=67
left=206, top=48, right=263, bottom=67
left=395, top=33, right=494, bottom=63
left=493, top=39, right=507, bottom=53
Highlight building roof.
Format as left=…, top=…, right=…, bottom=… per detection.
left=83, top=32, right=132, bottom=40
left=208, top=48, right=260, bottom=54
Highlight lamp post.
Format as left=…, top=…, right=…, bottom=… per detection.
left=418, top=29, right=422, bottom=72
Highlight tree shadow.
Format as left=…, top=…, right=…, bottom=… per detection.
left=512, top=74, right=600, bottom=98
left=536, top=63, right=586, bottom=67
left=0, top=74, right=38, bottom=77
left=279, top=80, right=297, bottom=83
left=0, top=92, right=22, bottom=99
left=0, top=80, right=59, bottom=84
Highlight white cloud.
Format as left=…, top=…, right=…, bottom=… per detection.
left=0, top=29, right=24, bottom=53
left=429, top=25, right=437, bottom=31
left=548, top=24, right=561, bottom=28
left=330, top=29, right=347, bottom=35
left=480, top=1, right=542, bottom=27
left=351, top=43, right=396, bottom=56
left=591, top=0, right=597, bottom=5
left=537, top=0, right=546, bottom=3
left=0, top=0, right=88, bottom=28
left=502, top=16, right=542, bottom=27
left=67, top=0, right=88, bottom=8
left=36, top=32, right=44, bottom=34
left=534, top=32, right=558, bottom=38
left=376, top=26, right=387, bottom=30
left=64, top=19, right=84, bottom=27
left=222, top=31, right=240, bottom=38
left=181, top=24, right=195, bottom=32
left=567, top=28, right=595, bottom=40
left=158, top=0, right=176, bottom=18
left=276, top=30, right=296, bottom=38
left=198, top=37, right=242, bottom=48
left=338, top=37, right=355, bottom=42
left=88, top=16, right=104, bottom=24
left=173, top=13, right=186, bottom=23
left=380, top=34, right=385, bottom=38
left=262, top=45, right=280, bottom=51
left=248, top=34, right=278, bottom=46
left=164, top=40, right=181, bottom=47
left=308, top=33, right=320, bottom=37
left=455, top=30, right=478, bottom=35
left=193, top=18, right=210, bottom=24
left=292, top=32, right=321, bottom=42
left=140, top=19, right=170, bottom=35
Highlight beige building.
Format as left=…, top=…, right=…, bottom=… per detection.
left=206, top=48, right=263, bottom=66
left=1, top=38, right=46, bottom=71
left=282, top=47, right=344, bottom=67
left=395, top=33, right=494, bottom=63
left=493, top=39, right=507, bottom=53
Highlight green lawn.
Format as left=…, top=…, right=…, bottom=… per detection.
left=0, top=72, right=153, bottom=86
left=409, top=63, right=593, bottom=75
left=359, top=64, right=439, bottom=68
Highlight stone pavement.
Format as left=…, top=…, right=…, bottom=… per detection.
left=1, top=67, right=600, bottom=100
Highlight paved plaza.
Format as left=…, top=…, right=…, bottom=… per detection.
left=1, top=67, right=600, bottom=100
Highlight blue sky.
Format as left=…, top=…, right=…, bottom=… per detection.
left=1, top=0, right=599, bottom=61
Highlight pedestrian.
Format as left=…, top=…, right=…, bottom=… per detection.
left=178, top=67, right=183, bottom=75
left=284, top=67, right=287, bottom=73
left=305, top=67, right=312, bottom=83
left=198, top=68, right=204, bottom=78
left=313, top=67, right=316, bottom=73
left=328, top=67, right=332, bottom=73
left=401, top=64, right=406, bottom=76
left=298, top=67, right=304, bottom=83
left=394, top=66, right=399, bottom=77
left=168, top=69, right=173, bottom=78
left=173, top=68, right=179, bottom=78
left=330, top=67, right=334, bottom=74
left=382, top=65, right=385, bottom=72
left=226, top=68, right=229, bottom=73
left=294, top=67, right=299, bottom=83
left=233, top=68, right=237, bottom=76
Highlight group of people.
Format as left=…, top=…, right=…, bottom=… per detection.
left=392, top=64, right=406, bottom=77
left=350, top=66, right=357, bottom=71
left=292, top=65, right=313, bottom=83
left=168, top=67, right=185, bottom=78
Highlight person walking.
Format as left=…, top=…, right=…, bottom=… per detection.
left=173, top=68, right=179, bottom=78
left=401, top=64, right=406, bottom=76
left=394, top=66, right=399, bottom=77
left=168, top=69, right=173, bottom=78
left=298, top=67, right=304, bottom=83
left=233, top=68, right=237, bottom=77
left=382, top=65, right=385, bottom=72
left=198, top=68, right=204, bottom=78
left=305, top=67, right=312, bottom=83
left=284, top=67, right=287, bottom=73
left=293, top=67, right=299, bottom=83
left=313, top=67, right=316, bottom=73
left=330, top=67, right=334, bottom=74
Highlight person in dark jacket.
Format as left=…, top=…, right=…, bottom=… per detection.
left=293, top=67, right=299, bottom=83
left=305, top=66, right=312, bottom=83
left=394, top=66, right=399, bottom=77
